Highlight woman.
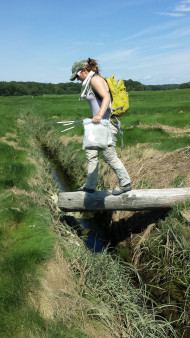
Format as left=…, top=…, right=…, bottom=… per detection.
left=70, top=58, right=132, bottom=195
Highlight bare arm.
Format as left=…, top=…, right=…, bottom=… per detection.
left=90, top=75, right=111, bottom=123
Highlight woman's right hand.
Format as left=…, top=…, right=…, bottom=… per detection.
left=92, top=114, right=102, bottom=123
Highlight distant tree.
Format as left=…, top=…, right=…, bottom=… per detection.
left=146, top=84, right=179, bottom=91
left=179, top=81, right=190, bottom=89
left=0, top=79, right=184, bottom=96
left=124, top=79, right=146, bottom=91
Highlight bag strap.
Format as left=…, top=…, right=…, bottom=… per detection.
left=111, top=116, right=124, bottom=149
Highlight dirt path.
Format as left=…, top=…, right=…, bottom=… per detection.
left=0, top=132, right=26, bottom=151
left=138, top=123, right=190, bottom=136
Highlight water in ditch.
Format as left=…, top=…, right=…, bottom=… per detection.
left=47, top=154, right=109, bottom=252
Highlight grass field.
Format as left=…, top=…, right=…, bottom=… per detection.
left=0, top=89, right=190, bottom=337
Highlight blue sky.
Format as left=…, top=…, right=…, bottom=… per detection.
left=1, top=0, right=190, bottom=84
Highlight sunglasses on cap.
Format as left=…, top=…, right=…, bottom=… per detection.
left=76, top=68, right=86, bottom=78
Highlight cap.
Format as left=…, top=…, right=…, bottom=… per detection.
left=70, top=59, right=88, bottom=81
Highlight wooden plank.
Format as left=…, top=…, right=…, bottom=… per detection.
left=58, top=188, right=190, bottom=211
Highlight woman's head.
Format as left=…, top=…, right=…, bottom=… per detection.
left=70, top=58, right=99, bottom=81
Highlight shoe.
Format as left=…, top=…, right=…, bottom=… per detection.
left=77, top=186, right=95, bottom=193
left=112, top=183, right=132, bottom=196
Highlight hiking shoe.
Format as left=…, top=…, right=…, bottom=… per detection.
left=112, top=183, right=132, bottom=196
left=77, top=186, right=95, bottom=193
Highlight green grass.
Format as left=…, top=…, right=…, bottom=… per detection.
left=138, top=203, right=190, bottom=334
left=155, top=136, right=190, bottom=151
left=1, top=89, right=189, bottom=144
left=0, top=99, right=58, bottom=336
left=0, top=184, right=56, bottom=336
left=66, top=242, right=177, bottom=338
left=0, top=143, right=35, bottom=191
left=9, top=89, right=188, bottom=188
left=173, top=175, right=186, bottom=187
left=122, top=126, right=190, bottom=151
left=0, top=205, right=54, bottom=304
left=0, top=305, right=88, bottom=338
left=123, top=126, right=168, bottom=145
left=125, top=89, right=190, bottom=128
left=0, top=95, right=113, bottom=337
left=0, top=90, right=190, bottom=337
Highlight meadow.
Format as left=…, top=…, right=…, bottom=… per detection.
left=0, top=89, right=190, bottom=337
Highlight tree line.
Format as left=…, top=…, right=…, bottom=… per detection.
left=124, top=79, right=189, bottom=91
left=0, top=79, right=189, bottom=96
left=0, top=81, right=82, bottom=96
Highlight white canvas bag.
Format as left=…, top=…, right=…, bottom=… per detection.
left=82, top=118, right=112, bottom=150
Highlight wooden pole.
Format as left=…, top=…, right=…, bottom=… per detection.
left=58, top=188, right=190, bottom=211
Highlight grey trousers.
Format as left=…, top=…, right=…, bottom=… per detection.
left=84, top=121, right=131, bottom=190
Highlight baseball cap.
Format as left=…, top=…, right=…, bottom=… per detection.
left=70, top=59, right=88, bottom=81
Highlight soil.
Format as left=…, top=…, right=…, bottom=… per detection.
left=138, top=123, right=190, bottom=136
left=0, top=132, right=26, bottom=151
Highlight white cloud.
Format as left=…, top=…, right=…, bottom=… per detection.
left=143, top=74, right=152, bottom=81
left=96, top=47, right=190, bottom=84
left=122, top=21, right=180, bottom=43
left=172, top=27, right=190, bottom=37
left=97, top=48, right=138, bottom=63
left=134, top=50, right=190, bottom=84
left=156, top=1, right=190, bottom=17
left=174, top=0, right=190, bottom=12
left=158, top=44, right=179, bottom=49
left=156, top=11, right=184, bottom=17
left=73, top=41, right=103, bottom=46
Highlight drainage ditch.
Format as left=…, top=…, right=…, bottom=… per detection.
left=43, top=146, right=186, bottom=335
left=43, top=145, right=169, bottom=255
left=44, top=147, right=111, bottom=252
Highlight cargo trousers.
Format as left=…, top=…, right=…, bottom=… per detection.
left=83, top=121, right=131, bottom=190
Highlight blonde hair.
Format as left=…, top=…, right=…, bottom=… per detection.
left=84, top=58, right=99, bottom=74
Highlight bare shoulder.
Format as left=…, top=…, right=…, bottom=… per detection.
left=91, top=74, right=109, bottom=93
left=91, top=74, right=105, bottom=85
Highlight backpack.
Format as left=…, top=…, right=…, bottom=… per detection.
left=106, top=75, right=129, bottom=117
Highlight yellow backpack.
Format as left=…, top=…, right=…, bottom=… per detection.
left=106, top=75, right=129, bottom=117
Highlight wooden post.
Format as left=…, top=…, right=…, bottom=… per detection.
left=58, top=188, right=190, bottom=211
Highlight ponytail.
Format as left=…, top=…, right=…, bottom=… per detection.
left=85, top=58, right=99, bottom=74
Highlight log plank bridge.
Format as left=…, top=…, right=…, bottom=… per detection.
left=58, top=188, right=190, bottom=211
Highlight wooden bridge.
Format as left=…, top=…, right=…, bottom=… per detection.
left=58, top=188, right=190, bottom=211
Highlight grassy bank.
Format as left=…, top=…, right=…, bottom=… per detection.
left=0, top=108, right=57, bottom=335
left=0, top=98, right=99, bottom=337
left=0, top=90, right=190, bottom=337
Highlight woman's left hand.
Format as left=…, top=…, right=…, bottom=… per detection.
left=92, top=114, right=102, bottom=123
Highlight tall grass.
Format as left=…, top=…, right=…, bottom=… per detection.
left=122, top=126, right=190, bottom=151
left=65, top=240, right=178, bottom=337
left=0, top=100, right=115, bottom=337
left=123, top=126, right=168, bottom=145
left=0, top=90, right=190, bottom=336
left=0, top=143, right=35, bottom=191
left=125, top=89, right=190, bottom=128
left=136, top=203, right=190, bottom=336
left=0, top=99, right=57, bottom=336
